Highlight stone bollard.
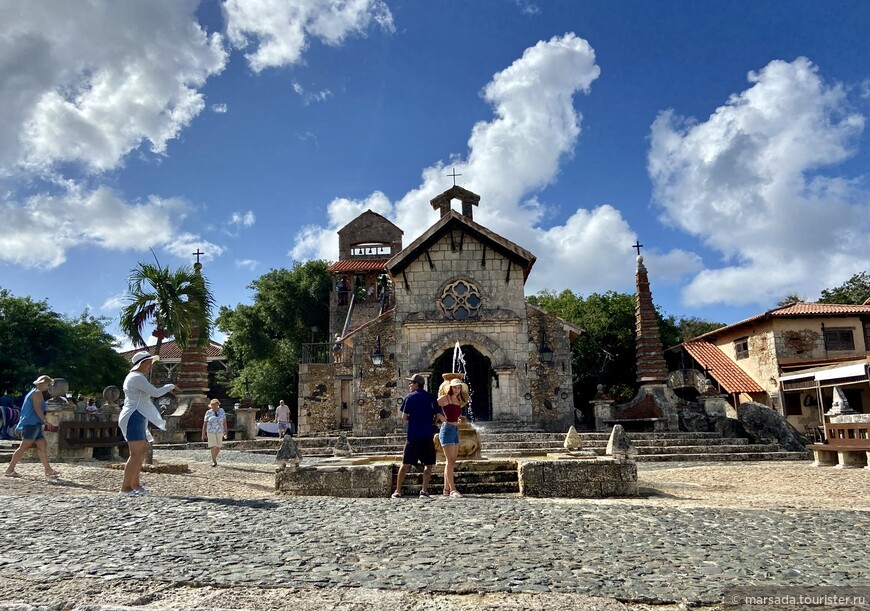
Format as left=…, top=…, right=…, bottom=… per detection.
left=333, top=432, right=353, bottom=457
left=606, top=424, right=637, bottom=461
left=563, top=425, right=583, bottom=451
left=276, top=435, right=304, bottom=471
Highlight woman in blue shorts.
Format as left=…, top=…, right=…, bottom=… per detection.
left=437, top=378, right=468, bottom=498
left=4, top=374, right=60, bottom=478
left=119, top=352, right=176, bottom=496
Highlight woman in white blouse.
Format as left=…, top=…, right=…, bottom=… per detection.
left=119, top=352, right=176, bottom=496
left=202, top=398, right=228, bottom=467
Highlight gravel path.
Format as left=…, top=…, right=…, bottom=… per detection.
left=0, top=451, right=868, bottom=610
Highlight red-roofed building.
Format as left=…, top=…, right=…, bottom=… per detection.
left=668, top=302, right=870, bottom=429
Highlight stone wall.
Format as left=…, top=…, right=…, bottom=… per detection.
left=297, top=363, right=338, bottom=434
left=526, top=306, right=574, bottom=430
left=518, top=459, right=638, bottom=498
left=337, top=211, right=403, bottom=260
left=350, top=318, right=401, bottom=436
left=276, top=464, right=393, bottom=497
left=392, top=232, right=527, bottom=322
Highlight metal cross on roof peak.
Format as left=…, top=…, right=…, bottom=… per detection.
left=632, top=241, right=643, bottom=256
left=193, top=248, right=204, bottom=264
left=447, top=168, right=462, bottom=186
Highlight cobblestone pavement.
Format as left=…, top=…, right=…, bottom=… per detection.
left=0, top=452, right=868, bottom=610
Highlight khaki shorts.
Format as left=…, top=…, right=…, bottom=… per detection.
left=207, top=431, right=224, bottom=448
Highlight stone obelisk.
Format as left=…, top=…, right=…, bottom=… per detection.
left=176, top=251, right=210, bottom=440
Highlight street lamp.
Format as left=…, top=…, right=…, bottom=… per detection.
left=371, top=336, right=384, bottom=367
left=540, top=331, right=554, bottom=365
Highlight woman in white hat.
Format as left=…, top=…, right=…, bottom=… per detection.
left=436, top=377, right=469, bottom=498
left=119, top=351, right=176, bottom=496
left=4, top=374, right=60, bottom=478
left=202, top=398, right=228, bottom=467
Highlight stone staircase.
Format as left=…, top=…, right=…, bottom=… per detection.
left=394, top=460, right=520, bottom=495
left=230, top=430, right=809, bottom=463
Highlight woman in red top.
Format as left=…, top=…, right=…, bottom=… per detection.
left=437, top=378, right=468, bottom=498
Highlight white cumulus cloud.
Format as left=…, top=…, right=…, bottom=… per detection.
left=0, top=0, right=227, bottom=174
left=224, top=0, right=394, bottom=72
left=0, top=186, right=189, bottom=268
left=648, top=57, right=869, bottom=307
left=230, top=211, right=256, bottom=227
left=290, top=33, right=697, bottom=295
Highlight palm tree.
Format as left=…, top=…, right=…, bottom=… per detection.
left=119, top=262, right=216, bottom=358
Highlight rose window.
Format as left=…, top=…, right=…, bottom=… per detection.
left=439, top=280, right=482, bottom=320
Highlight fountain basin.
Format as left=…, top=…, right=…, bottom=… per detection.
left=433, top=417, right=481, bottom=461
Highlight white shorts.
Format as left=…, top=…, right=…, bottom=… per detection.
left=207, top=431, right=224, bottom=448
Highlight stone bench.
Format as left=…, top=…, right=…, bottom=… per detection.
left=604, top=417, right=667, bottom=433
left=806, top=422, right=870, bottom=469
left=58, top=420, right=129, bottom=461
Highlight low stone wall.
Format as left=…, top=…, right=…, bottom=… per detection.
left=276, top=458, right=638, bottom=498
left=276, top=464, right=393, bottom=498
left=518, top=458, right=638, bottom=498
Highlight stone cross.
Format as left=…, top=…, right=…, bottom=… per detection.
left=447, top=168, right=462, bottom=186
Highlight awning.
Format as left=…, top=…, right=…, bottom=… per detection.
left=779, top=361, right=868, bottom=384
left=816, top=362, right=867, bottom=382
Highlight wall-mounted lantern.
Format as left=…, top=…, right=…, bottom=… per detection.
left=371, top=335, right=384, bottom=367
left=540, top=331, right=554, bottom=365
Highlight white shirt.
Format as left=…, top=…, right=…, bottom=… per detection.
left=119, top=371, right=172, bottom=442
left=275, top=403, right=290, bottom=423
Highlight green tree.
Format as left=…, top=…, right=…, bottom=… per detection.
left=0, top=289, right=127, bottom=395
left=818, top=271, right=870, bottom=305
left=216, top=261, right=332, bottom=406
left=777, top=292, right=805, bottom=307
left=527, top=289, right=723, bottom=409
left=528, top=290, right=639, bottom=404
left=119, top=261, right=215, bottom=356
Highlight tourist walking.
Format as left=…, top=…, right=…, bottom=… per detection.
left=4, top=375, right=61, bottom=478
left=119, top=352, right=175, bottom=496
left=437, top=378, right=468, bottom=498
left=392, top=374, right=444, bottom=499
left=202, top=398, right=228, bottom=466
left=275, top=399, right=291, bottom=438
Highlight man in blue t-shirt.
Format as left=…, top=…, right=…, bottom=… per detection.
left=391, top=374, right=444, bottom=499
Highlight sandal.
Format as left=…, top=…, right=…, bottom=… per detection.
left=4, top=471, right=22, bottom=478
left=45, top=471, right=61, bottom=478
left=390, top=491, right=401, bottom=499
left=450, top=490, right=463, bottom=498
left=442, top=489, right=450, bottom=496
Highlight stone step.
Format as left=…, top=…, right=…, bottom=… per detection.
left=396, top=464, right=520, bottom=495
left=634, top=451, right=810, bottom=462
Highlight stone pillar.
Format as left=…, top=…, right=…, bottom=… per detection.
left=592, top=399, right=615, bottom=432
left=44, top=379, right=82, bottom=462
left=234, top=407, right=258, bottom=440
left=698, top=394, right=728, bottom=418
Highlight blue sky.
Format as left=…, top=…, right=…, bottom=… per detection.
left=2, top=0, right=870, bottom=349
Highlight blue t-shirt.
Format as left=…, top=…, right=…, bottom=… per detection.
left=401, top=390, right=443, bottom=441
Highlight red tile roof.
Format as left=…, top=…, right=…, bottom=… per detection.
left=683, top=341, right=765, bottom=394
left=120, top=339, right=224, bottom=361
left=327, top=259, right=390, bottom=273
left=690, top=302, right=870, bottom=342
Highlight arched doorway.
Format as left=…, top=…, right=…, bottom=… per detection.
left=430, top=345, right=492, bottom=421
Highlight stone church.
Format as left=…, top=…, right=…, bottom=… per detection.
left=296, top=185, right=582, bottom=436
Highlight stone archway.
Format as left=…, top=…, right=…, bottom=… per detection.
left=431, top=345, right=493, bottom=421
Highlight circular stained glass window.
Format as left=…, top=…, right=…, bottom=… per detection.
left=439, top=280, right=482, bottom=320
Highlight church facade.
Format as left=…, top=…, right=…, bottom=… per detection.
left=296, top=186, right=581, bottom=436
